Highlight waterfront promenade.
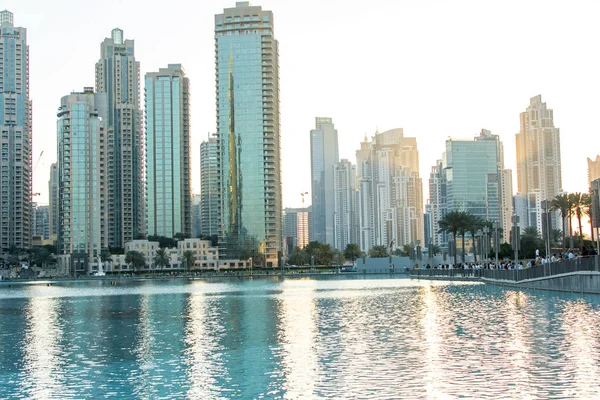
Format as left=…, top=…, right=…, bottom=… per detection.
left=410, top=256, right=600, bottom=294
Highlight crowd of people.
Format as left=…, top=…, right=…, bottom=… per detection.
left=421, top=246, right=598, bottom=271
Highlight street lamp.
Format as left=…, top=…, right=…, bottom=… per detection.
left=542, top=200, right=551, bottom=259
left=483, top=226, right=490, bottom=268
left=476, top=229, right=482, bottom=264
left=494, top=220, right=499, bottom=267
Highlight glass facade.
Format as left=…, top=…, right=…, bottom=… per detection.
left=444, top=131, right=502, bottom=224
left=0, top=11, right=32, bottom=252
left=57, top=90, right=106, bottom=272
left=310, top=118, right=339, bottom=246
left=145, top=65, right=191, bottom=238
left=215, top=3, right=281, bottom=266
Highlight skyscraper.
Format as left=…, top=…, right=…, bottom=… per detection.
left=0, top=11, right=31, bottom=252
left=333, top=159, right=357, bottom=251
left=145, top=64, right=191, bottom=238
left=310, top=117, right=339, bottom=246
left=215, top=2, right=282, bottom=266
left=442, top=129, right=505, bottom=230
left=200, top=133, right=221, bottom=237
left=48, top=163, right=59, bottom=239
left=515, top=95, right=563, bottom=232
left=57, top=89, right=107, bottom=273
left=32, top=203, right=49, bottom=240
left=428, top=159, right=447, bottom=250
left=588, top=155, right=600, bottom=189
left=356, top=129, right=424, bottom=252
left=283, top=207, right=310, bottom=255
left=192, top=194, right=202, bottom=239
left=95, top=28, right=143, bottom=248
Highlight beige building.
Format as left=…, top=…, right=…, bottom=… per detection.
left=515, top=95, right=563, bottom=232
left=356, top=129, right=424, bottom=252
left=588, top=156, right=600, bottom=188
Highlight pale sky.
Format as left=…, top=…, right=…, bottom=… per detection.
left=7, top=0, right=600, bottom=209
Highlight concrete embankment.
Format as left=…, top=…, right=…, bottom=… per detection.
left=483, top=271, right=600, bottom=295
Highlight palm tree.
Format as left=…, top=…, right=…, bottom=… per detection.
left=343, top=243, right=362, bottom=263
left=438, top=211, right=468, bottom=265
left=551, top=193, right=570, bottom=251
left=466, top=214, right=484, bottom=263
left=125, top=250, right=145, bottom=272
left=368, top=245, right=388, bottom=258
left=182, top=250, right=195, bottom=274
left=570, top=192, right=585, bottom=248
left=523, top=226, right=540, bottom=237
left=153, top=248, right=170, bottom=271
left=582, top=193, right=595, bottom=246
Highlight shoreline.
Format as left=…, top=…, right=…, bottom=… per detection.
left=0, top=271, right=410, bottom=286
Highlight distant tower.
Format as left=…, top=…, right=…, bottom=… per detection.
left=0, top=11, right=32, bottom=253
left=145, top=64, right=191, bottom=238
left=215, top=2, right=282, bottom=266
left=333, top=159, right=357, bottom=251
left=95, top=28, right=143, bottom=247
left=356, top=129, right=423, bottom=252
left=310, top=117, right=339, bottom=246
left=200, top=134, right=221, bottom=238
left=515, top=95, right=563, bottom=231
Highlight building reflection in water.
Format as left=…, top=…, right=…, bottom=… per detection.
left=277, top=279, right=319, bottom=398
left=560, top=299, right=600, bottom=398
left=19, top=290, right=68, bottom=399
left=502, top=290, right=535, bottom=397
left=132, top=294, right=155, bottom=399
left=184, top=287, right=227, bottom=398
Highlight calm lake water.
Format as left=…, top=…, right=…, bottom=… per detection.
left=1, top=276, right=600, bottom=399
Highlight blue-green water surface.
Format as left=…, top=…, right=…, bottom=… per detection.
left=1, top=276, right=600, bottom=399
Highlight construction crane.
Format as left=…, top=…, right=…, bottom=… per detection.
left=33, top=150, right=44, bottom=173
left=300, top=192, right=308, bottom=208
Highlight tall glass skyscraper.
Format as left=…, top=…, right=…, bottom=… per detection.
left=145, top=64, right=191, bottom=238
left=200, top=133, right=221, bottom=238
left=310, top=117, right=339, bottom=246
left=57, top=88, right=107, bottom=274
left=0, top=10, right=31, bottom=253
left=95, top=28, right=144, bottom=248
left=215, top=2, right=282, bottom=267
left=443, top=130, right=503, bottom=223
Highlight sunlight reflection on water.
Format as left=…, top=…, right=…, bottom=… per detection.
left=1, top=277, right=600, bottom=399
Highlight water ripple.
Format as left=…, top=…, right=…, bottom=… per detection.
left=1, top=277, right=600, bottom=399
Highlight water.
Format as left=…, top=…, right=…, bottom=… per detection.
left=1, top=276, right=600, bottom=399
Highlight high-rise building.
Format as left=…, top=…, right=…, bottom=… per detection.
left=283, top=207, right=310, bottom=254
left=32, top=203, right=49, bottom=240
left=428, top=159, right=447, bottom=250
left=356, top=129, right=424, bottom=252
left=445, top=130, right=504, bottom=224
left=515, top=95, right=563, bottom=232
left=192, top=194, right=202, bottom=239
left=145, top=64, right=191, bottom=238
left=501, top=169, right=514, bottom=237
left=333, top=159, right=357, bottom=251
left=215, top=2, right=282, bottom=266
left=200, top=133, right=221, bottom=237
left=310, top=117, right=339, bottom=246
left=0, top=11, right=32, bottom=253
left=48, top=162, right=59, bottom=239
left=588, top=156, right=600, bottom=189
left=95, top=28, right=143, bottom=248
left=57, top=89, right=107, bottom=274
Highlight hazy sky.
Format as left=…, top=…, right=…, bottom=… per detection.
left=7, top=0, right=600, bottom=209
